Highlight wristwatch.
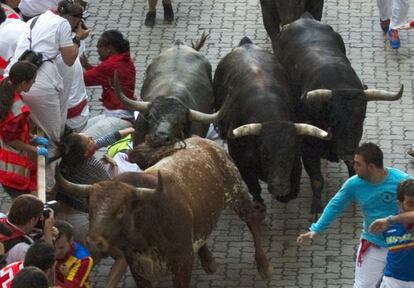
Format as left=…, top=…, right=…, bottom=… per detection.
left=72, top=36, right=81, bottom=47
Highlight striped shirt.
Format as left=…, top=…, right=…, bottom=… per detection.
left=57, top=132, right=122, bottom=211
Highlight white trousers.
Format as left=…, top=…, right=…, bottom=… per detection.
left=22, top=61, right=69, bottom=191
left=83, top=114, right=132, bottom=139
left=353, top=243, right=388, bottom=288
left=381, top=276, right=414, bottom=288
left=376, top=0, right=409, bottom=29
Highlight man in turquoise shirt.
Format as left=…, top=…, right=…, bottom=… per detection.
left=297, top=142, right=411, bottom=288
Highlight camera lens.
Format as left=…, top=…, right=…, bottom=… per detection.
left=42, top=208, right=50, bottom=218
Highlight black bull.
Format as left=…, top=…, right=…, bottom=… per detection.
left=114, top=35, right=231, bottom=148
left=276, top=16, right=403, bottom=215
left=213, top=37, right=329, bottom=204
left=259, top=0, right=324, bottom=52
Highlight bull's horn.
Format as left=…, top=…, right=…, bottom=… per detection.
left=294, top=123, right=330, bottom=140
left=232, top=123, right=262, bottom=138
left=305, top=89, right=332, bottom=103
left=189, top=91, right=234, bottom=124
left=135, top=187, right=157, bottom=200
left=134, top=171, right=163, bottom=200
left=55, top=169, right=91, bottom=199
left=364, top=85, right=404, bottom=101
left=113, top=71, right=150, bottom=112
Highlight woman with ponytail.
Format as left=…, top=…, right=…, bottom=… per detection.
left=80, top=30, right=136, bottom=139
left=0, top=61, right=48, bottom=198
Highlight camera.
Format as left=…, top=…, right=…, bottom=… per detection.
left=18, top=49, right=44, bottom=68
left=43, top=200, right=59, bottom=219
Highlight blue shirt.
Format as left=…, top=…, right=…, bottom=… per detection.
left=383, top=223, right=414, bottom=281
left=310, top=167, right=410, bottom=247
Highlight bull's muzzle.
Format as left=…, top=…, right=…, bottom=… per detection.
left=86, top=235, right=111, bottom=253
left=268, top=178, right=290, bottom=198
left=153, top=122, right=174, bottom=145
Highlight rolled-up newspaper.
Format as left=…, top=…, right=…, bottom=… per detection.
left=36, top=155, right=46, bottom=203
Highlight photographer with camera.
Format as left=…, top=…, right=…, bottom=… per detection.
left=4, top=0, right=90, bottom=193
left=0, top=195, right=56, bottom=265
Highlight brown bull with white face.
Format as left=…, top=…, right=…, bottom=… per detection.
left=57, top=137, right=272, bottom=287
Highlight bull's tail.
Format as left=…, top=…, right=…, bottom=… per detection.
left=191, top=32, right=209, bottom=51
left=238, top=36, right=253, bottom=46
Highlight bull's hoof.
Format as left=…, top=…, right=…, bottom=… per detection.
left=275, top=193, right=297, bottom=203
left=253, top=194, right=264, bottom=203
left=200, top=256, right=217, bottom=274
left=162, top=1, right=174, bottom=23
left=198, top=246, right=217, bottom=274
left=256, top=256, right=272, bottom=280
left=145, top=11, right=156, bottom=27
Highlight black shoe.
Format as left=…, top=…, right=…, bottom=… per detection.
left=145, top=11, right=156, bottom=27
left=162, top=1, right=174, bottom=23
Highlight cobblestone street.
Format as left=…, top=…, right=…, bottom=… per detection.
left=2, top=0, right=414, bottom=287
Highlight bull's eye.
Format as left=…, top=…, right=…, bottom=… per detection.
left=116, top=206, right=126, bottom=219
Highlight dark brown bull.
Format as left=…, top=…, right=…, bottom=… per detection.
left=57, top=137, right=272, bottom=287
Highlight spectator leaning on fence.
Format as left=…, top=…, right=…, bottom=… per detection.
left=4, top=0, right=90, bottom=192
left=0, top=61, right=49, bottom=198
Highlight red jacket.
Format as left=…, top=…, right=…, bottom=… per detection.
left=83, top=52, right=136, bottom=111
left=1, top=4, right=20, bottom=19
left=0, top=92, right=36, bottom=191
left=0, top=260, right=24, bottom=288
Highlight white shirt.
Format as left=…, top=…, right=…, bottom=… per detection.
left=18, top=0, right=59, bottom=18
left=0, top=18, right=26, bottom=74
left=11, top=10, right=73, bottom=63
left=111, top=152, right=141, bottom=174
left=58, top=42, right=90, bottom=130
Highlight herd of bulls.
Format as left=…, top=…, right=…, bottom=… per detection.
left=57, top=5, right=404, bottom=288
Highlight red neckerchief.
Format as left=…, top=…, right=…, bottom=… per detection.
left=357, top=239, right=379, bottom=266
